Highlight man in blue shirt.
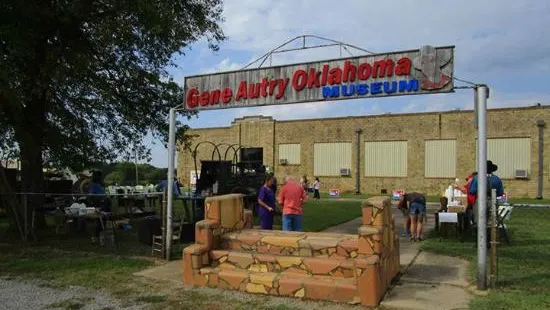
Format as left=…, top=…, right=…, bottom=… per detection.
left=157, top=178, right=182, bottom=196
left=469, top=160, right=504, bottom=197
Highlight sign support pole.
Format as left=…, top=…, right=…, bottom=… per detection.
left=166, top=107, right=177, bottom=260
left=473, top=87, right=479, bottom=171
left=476, top=84, right=489, bottom=290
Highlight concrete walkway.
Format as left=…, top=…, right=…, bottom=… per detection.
left=134, top=260, right=183, bottom=284
left=324, top=207, right=471, bottom=310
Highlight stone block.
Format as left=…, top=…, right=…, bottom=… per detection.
left=250, top=273, right=276, bottom=288
left=182, top=253, right=194, bottom=285
left=195, top=222, right=214, bottom=249
left=255, top=253, right=277, bottom=263
left=248, top=264, right=268, bottom=272
left=204, top=201, right=221, bottom=222
left=276, top=256, right=302, bottom=268
left=361, top=207, right=373, bottom=225
left=332, top=282, right=359, bottom=302
left=305, top=237, right=340, bottom=251
left=218, top=270, right=248, bottom=289
left=228, top=252, right=254, bottom=269
left=303, top=258, right=340, bottom=275
left=278, top=277, right=304, bottom=296
left=204, top=194, right=244, bottom=229
left=246, top=283, right=268, bottom=294
left=193, top=273, right=208, bottom=286
left=281, top=267, right=308, bottom=276
left=358, top=264, right=382, bottom=307
left=338, top=238, right=358, bottom=251
left=357, top=235, right=375, bottom=255
left=210, top=250, right=228, bottom=261
left=303, top=279, right=337, bottom=300
left=237, top=232, right=262, bottom=246
left=262, top=235, right=300, bottom=248
left=208, top=272, right=219, bottom=287
left=358, top=225, right=381, bottom=236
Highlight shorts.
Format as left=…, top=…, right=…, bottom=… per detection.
left=409, top=202, right=426, bottom=217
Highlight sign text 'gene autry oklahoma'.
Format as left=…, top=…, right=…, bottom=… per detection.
left=184, top=45, right=454, bottom=110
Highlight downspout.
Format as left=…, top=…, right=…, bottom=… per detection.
left=272, top=120, right=276, bottom=170
left=355, top=126, right=362, bottom=195
left=536, top=119, right=546, bottom=199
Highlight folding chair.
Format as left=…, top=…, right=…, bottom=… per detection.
left=152, top=216, right=185, bottom=257
left=497, top=205, right=513, bottom=245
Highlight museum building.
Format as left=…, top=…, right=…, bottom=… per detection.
left=177, top=105, right=549, bottom=198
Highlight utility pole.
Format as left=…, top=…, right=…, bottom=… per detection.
left=476, top=84, right=489, bottom=290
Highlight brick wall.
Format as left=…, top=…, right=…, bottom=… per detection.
left=177, top=106, right=550, bottom=198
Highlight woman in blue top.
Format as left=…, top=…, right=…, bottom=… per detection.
left=257, top=175, right=276, bottom=230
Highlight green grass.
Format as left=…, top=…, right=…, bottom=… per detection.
left=253, top=198, right=362, bottom=232
left=0, top=247, right=152, bottom=289
left=302, top=199, right=362, bottom=231
left=46, top=298, right=92, bottom=310
left=508, top=198, right=550, bottom=205
left=421, top=207, right=550, bottom=310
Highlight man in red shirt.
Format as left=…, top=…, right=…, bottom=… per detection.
left=277, top=175, right=308, bottom=231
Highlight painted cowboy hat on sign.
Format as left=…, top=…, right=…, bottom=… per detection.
left=487, top=160, right=498, bottom=173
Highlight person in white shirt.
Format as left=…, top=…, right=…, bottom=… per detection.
left=313, top=177, right=321, bottom=199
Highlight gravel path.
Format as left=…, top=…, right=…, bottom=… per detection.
left=0, top=277, right=145, bottom=310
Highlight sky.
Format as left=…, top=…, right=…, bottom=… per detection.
left=147, top=0, right=550, bottom=168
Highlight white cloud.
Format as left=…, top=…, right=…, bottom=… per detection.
left=200, top=58, right=244, bottom=73
left=220, top=0, right=550, bottom=78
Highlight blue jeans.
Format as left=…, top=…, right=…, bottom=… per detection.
left=409, top=202, right=426, bottom=217
left=282, top=214, right=303, bottom=231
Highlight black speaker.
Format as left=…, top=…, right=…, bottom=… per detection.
left=3, top=168, right=17, bottom=190
left=137, top=215, right=162, bottom=245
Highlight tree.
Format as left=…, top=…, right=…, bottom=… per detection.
left=0, top=0, right=224, bottom=231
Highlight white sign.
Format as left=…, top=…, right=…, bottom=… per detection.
left=184, top=45, right=454, bottom=111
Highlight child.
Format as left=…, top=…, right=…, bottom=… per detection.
left=313, top=177, right=321, bottom=199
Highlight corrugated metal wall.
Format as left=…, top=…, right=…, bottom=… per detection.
left=365, top=141, right=408, bottom=177
left=314, top=142, right=352, bottom=176
left=278, top=143, right=301, bottom=164
left=487, top=138, right=531, bottom=178
left=425, top=140, right=456, bottom=178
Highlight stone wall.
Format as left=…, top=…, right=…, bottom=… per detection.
left=182, top=194, right=400, bottom=307
left=178, top=106, right=550, bottom=197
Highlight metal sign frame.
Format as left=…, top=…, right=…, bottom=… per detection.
left=165, top=36, right=489, bottom=291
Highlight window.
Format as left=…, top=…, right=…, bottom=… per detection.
left=314, top=142, right=352, bottom=176
left=425, top=140, right=456, bottom=178
left=487, top=138, right=531, bottom=178
left=365, top=141, right=407, bottom=177
left=278, top=144, right=301, bottom=165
